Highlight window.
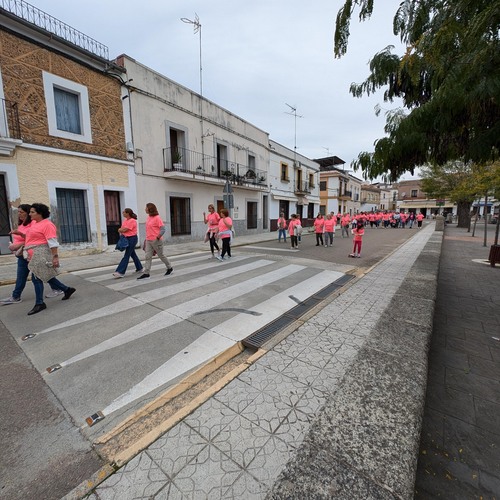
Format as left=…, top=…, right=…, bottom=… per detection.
left=170, top=197, right=191, bottom=236
left=309, top=173, right=315, bottom=188
left=411, top=189, right=418, bottom=197
left=280, top=163, right=289, bottom=181
left=320, top=181, right=327, bottom=191
left=248, top=154, right=256, bottom=172
left=56, top=188, right=91, bottom=243
left=43, top=72, right=92, bottom=143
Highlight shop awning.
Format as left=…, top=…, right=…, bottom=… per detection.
left=272, top=194, right=297, bottom=202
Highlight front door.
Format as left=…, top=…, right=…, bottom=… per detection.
left=104, top=191, right=121, bottom=245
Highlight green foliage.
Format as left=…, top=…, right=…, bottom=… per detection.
left=334, top=0, right=500, bottom=180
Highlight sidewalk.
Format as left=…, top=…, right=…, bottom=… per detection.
left=67, top=224, right=443, bottom=499
left=415, top=224, right=500, bottom=497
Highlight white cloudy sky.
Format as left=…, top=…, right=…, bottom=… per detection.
left=28, top=0, right=415, bottom=178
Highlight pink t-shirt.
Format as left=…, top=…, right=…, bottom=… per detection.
left=313, top=218, right=325, bottom=233
left=288, top=219, right=300, bottom=236
left=218, top=217, right=233, bottom=238
left=324, top=219, right=335, bottom=232
left=121, top=217, right=138, bottom=236
left=145, top=214, right=164, bottom=240
left=13, top=220, right=32, bottom=245
left=25, top=218, right=57, bottom=246
left=353, top=227, right=365, bottom=241
left=206, top=212, right=220, bottom=232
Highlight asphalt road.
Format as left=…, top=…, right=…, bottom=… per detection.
left=0, top=224, right=423, bottom=499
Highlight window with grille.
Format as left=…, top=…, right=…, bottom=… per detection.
left=170, top=197, right=191, bottom=236
left=56, top=188, right=91, bottom=243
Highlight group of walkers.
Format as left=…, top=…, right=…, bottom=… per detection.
left=203, top=205, right=233, bottom=261
left=277, top=209, right=426, bottom=259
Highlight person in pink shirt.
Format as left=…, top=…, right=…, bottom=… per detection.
left=203, top=204, right=221, bottom=258
left=22, top=203, right=76, bottom=315
left=113, top=208, right=143, bottom=278
left=416, top=212, right=424, bottom=228
left=137, top=203, right=173, bottom=280
left=349, top=221, right=365, bottom=258
left=216, top=208, right=233, bottom=261
left=313, top=213, right=325, bottom=246
left=324, top=213, right=336, bottom=247
left=1, top=204, right=34, bottom=305
left=288, top=214, right=301, bottom=250
left=341, top=214, right=350, bottom=238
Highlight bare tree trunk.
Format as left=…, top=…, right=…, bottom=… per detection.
left=495, top=214, right=499, bottom=246
left=472, top=201, right=479, bottom=237
left=457, top=200, right=472, bottom=228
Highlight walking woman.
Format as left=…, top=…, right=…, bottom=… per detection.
left=24, top=203, right=76, bottom=315
left=203, top=204, right=220, bottom=258
left=216, top=208, right=233, bottom=261
left=113, top=208, right=143, bottom=278
left=137, top=203, right=173, bottom=280
left=313, top=213, right=325, bottom=246
left=0, top=204, right=33, bottom=304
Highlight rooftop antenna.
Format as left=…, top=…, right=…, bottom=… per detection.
left=285, top=103, right=303, bottom=167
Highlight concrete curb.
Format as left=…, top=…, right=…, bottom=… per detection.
left=269, top=231, right=443, bottom=499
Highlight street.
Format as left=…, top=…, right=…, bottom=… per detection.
left=0, top=225, right=422, bottom=499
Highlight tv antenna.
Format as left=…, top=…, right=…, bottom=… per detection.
left=285, top=103, right=303, bottom=165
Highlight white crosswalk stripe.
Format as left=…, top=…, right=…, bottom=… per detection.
left=34, top=253, right=346, bottom=427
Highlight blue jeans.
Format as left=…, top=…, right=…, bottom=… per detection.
left=278, top=228, right=287, bottom=242
left=31, top=273, right=69, bottom=305
left=12, top=256, right=30, bottom=300
left=115, top=235, right=142, bottom=274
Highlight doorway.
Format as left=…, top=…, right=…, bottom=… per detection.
left=104, top=191, right=121, bottom=245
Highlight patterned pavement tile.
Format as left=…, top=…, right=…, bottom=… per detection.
left=222, top=471, right=268, bottom=499
left=94, top=452, right=169, bottom=499
left=169, top=443, right=243, bottom=499
left=212, top=378, right=262, bottom=415
left=272, top=337, right=309, bottom=359
left=293, top=386, right=327, bottom=417
left=237, top=364, right=308, bottom=404
left=273, top=407, right=312, bottom=449
left=212, top=413, right=272, bottom=468
left=146, top=422, right=208, bottom=478
left=246, top=435, right=294, bottom=489
left=254, top=348, right=295, bottom=373
left=184, top=396, right=240, bottom=441
left=292, top=343, right=335, bottom=369
left=313, top=368, right=345, bottom=394
left=279, top=357, right=325, bottom=387
left=242, top=390, right=293, bottom=433
left=292, top=322, right=327, bottom=338
left=307, top=334, right=344, bottom=355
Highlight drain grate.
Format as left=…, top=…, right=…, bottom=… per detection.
left=243, top=274, right=355, bottom=349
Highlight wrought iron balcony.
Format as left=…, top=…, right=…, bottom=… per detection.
left=294, top=181, right=311, bottom=194
left=163, top=147, right=267, bottom=188
left=0, top=98, right=21, bottom=139
left=340, top=190, right=352, bottom=199
left=1, top=0, right=109, bottom=59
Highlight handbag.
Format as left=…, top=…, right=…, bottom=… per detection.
left=115, top=234, right=129, bottom=252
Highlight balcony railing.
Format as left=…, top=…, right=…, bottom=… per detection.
left=0, top=0, right=109, bottom=59
left=340, top=190, right=352, bottom=198
left=163, top=147, right=267, bottom=187
left=294, top=181, right=311, bottom=194
left=0, top=98, right=21, bottom=139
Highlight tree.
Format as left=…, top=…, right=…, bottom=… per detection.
left=334, top=0, right=500, bottom=180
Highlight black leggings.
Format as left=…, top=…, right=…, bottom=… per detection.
left=209, top=233, right=219, bottom=254
left=221, top=238, right=231, bottom=258
left=315, top=233, right=324, bottom=245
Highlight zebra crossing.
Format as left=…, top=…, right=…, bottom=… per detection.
left=14, top=252, right=346, bottom=435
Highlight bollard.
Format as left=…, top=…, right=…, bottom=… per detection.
left=435, top=215, right=445, bottom=231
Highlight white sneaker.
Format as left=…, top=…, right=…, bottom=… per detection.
left=216, top=255, right=224, bottom=261
left=0, top=296, right=22, bottom=304
left=113, top=272, right=124, bottom=278
left=45, top=289, right=64, bottom=298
